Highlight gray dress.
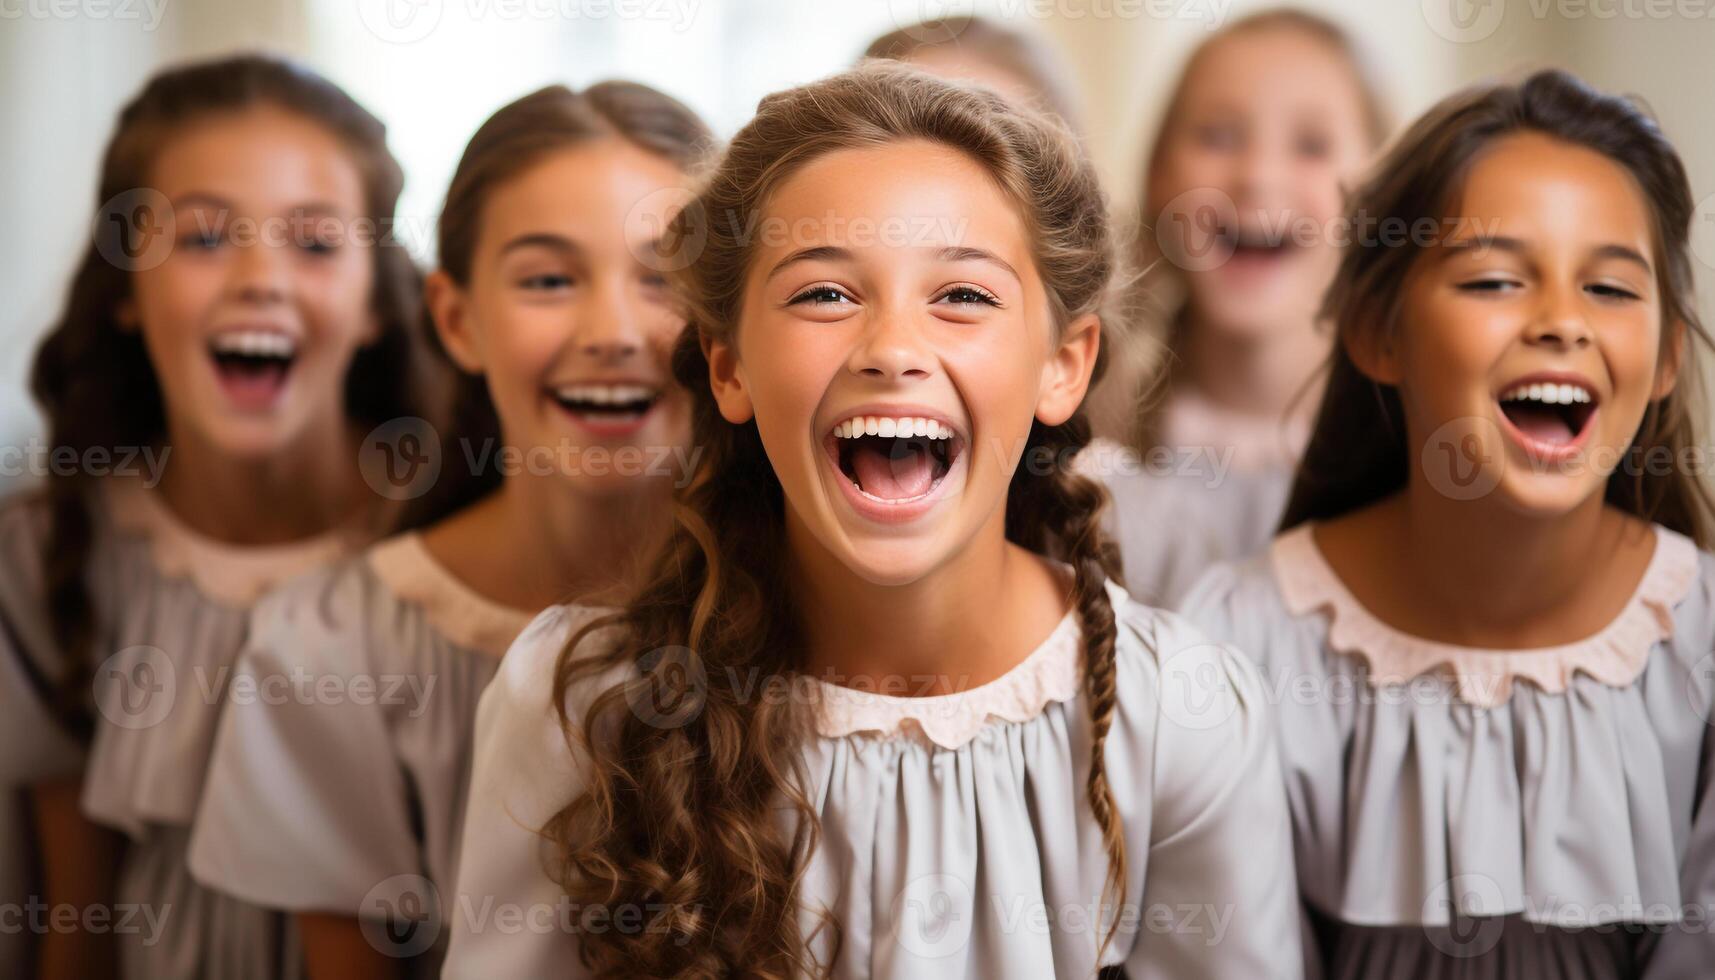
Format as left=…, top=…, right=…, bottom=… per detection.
left=0, top=480, right=354, bottom=979
left=188, top=532, right=533, bottom=977
left=444, top=579, right=1305, bottom=979
left=1182, top=522, right=1715, bottom=980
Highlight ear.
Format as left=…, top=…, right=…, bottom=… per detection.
left=424, top=269, right=484, bottom=374
left=1345, top=322, right=1402, bottom=387
left=1652, top=318, right=1686, bottom=401
left=701, top=329, right=754, bottom=424
left=1035, top=312, right=1102, bottom=427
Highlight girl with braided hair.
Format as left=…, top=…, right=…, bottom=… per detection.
left=444, top=62, right=1301, bottom=980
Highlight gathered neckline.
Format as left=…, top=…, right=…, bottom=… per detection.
left=1270, top=522, right=1699, bottom=707
left=104, top=478, right=355, bottom=606
left=813, top=578, right=1127, bottom=749
left=367, top=532, right=538, bottom=659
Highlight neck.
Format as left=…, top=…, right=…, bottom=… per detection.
left=153, top=418, right=364, bottom=546
left=790, top=507, right=1061, bottom=696
left=484, top=473, right=673, bottom=610
left=1178, top=312, right=1328, bottom=421
left=1395, top=476, right=1620, bottom=633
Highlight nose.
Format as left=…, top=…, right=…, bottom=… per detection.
left=1523, top=281, right=1594, bottom=350
left=1233, top=135, right=1288, bottom=207
left=228, top=237, right=289, bottom=305
left=573, top=276, right=647, bottom=361
left=846, top=304, right=933, bottom=382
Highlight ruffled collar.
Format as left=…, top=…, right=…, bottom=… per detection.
left=1271, top=522, right=1699, bottom=707
left=367, top=532, right=537, bottom=659
left=1161, top=388, right=1308, bottom=475
left=813, top=578, right=1126, bottom=749
left=104, top=478, right=355, bottom=606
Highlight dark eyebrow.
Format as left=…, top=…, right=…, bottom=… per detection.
left=1443, top=235, right=1653, bottom=273
left=765, top=245, right=849, bottom=282
left=938, top=245, right=1020, bottom=284
left=499, top=233, right=581, bottom=257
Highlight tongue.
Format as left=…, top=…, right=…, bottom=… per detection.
left=215, top=360, right=289, bottom=407
left=851, top=440, right=935, bottom=500
left=1505, top=403, right=1574, bottom=445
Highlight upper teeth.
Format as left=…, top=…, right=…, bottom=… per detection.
left=833, top=415, right=954, bottom=440
left=1500, top=382, right=1593, bottom=405
left=211, top=331, right=295, bottom=358
left=554, top=384, right=656, bottom=404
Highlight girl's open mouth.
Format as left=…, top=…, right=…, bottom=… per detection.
left=1496, top=378, right=1599, bottom=462
left=208, top=330, right=297, bottom=409
left=823, top=413, right=965, bottom=522
left=550, top=382, right=661, bottom=438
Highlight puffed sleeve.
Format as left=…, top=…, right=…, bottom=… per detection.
left=0, top=496, right=85, bottom=785
left=1642, top=656, right=1715, bottom=979
left=1119, top=606, right=1303, bottom=980
left=187, top=563, right=423, bottom=913
left=442, top=605, right=615, bottom=980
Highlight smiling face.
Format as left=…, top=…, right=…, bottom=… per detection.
left=1149, top=26, right=1372, bottom=337
left=427, top=139, right=692, bottom=497
left=124, top=105, right=377, bottom=458
left=1372, top=132, right=1678, bottom=517
left=704, top=140, right=1099, bottom=587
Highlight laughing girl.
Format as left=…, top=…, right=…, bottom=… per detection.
left=442, top=63, right=1300, bottom=979
left=0, top=55, right=433, bottom=979
left=185, top=82, right=711, bottom=979
left=1184, top=70, right=1715, bottom=978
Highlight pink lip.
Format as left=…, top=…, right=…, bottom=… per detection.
left=1493, top=370, right=1603, bottom=466
left=551, top=399, right=657, bottom=440
left=819, top=402, right=968, bottom=526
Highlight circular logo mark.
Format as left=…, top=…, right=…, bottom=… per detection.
left=626, top=645, right=708, bottom=729
left=355, top=0, right=444, bottom=44
left=885, top=0, right=978, bottom=43
left=94, top=188, right=175, bottom=273
left=1157, top=643, right=1239, bottom=732
left=359, top=417, right=442, bottom=501
left=359, top=873, right=442, bottom=957
left=1421, top=0, right=1505, bottom=44
left=890, top=872, right=974, bottom=960
left=94, top=645, right=176, bottom=730
left=1421, top=873, right=1507, bottom=958
left=1154, top=186, right=1237, bottom=274
left=625, top=186, right=706, bottom=274
left=1421, top=416, right=1504, bottom=501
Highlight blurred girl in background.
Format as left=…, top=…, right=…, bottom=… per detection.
left=187, top=80, right=711, bottom=979
left=1090, top=9, right=1387, bottom=606
left=0, top=53, right=436, bottom=979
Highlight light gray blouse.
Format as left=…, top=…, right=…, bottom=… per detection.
left=188, top=532, right=534, bottom=977
left=443, top=579, right=1305, bottom=979
left=1182, top=522, right=1715, bottom=980
left=0, top=480, right=355, bottom=979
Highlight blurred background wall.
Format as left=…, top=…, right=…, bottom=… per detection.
left=3, top=0, right=1713, bottom=456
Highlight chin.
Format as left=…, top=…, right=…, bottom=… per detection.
left=1491, top=475, right=1608, bottom=520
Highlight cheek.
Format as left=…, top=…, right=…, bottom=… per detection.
left=300, top=252, right=376, bottom=342
left=133, top=263, right=220, bottom=335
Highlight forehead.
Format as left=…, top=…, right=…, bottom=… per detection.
left=759, top=140, right=1030, bottom=259
left=477, top=139, right=687, bottom=248
left=149, top=105, right=366, bottom=211
left=1177, top=27, right=1369, bottom=126
left=1453, top=132, right=1654, bottom=254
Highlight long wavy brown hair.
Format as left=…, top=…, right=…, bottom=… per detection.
left=26, top=53, right=436, bottom=738
left=402, top=80, right=716, bottom=528
left=545, top=62, right=1127, bottom=978
left=1282, top=68, right=1714, bottom=546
